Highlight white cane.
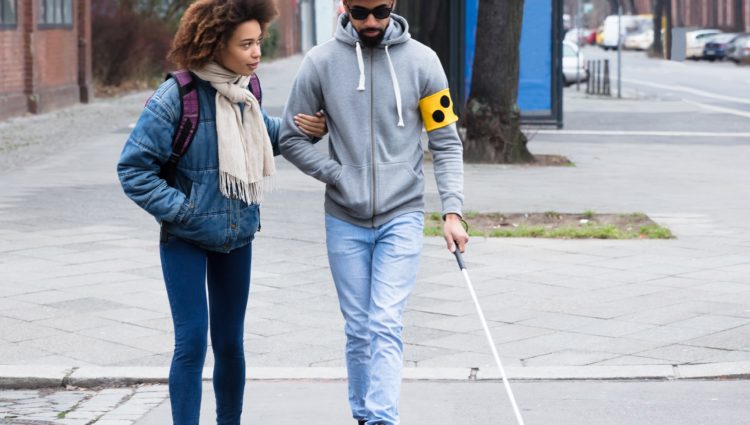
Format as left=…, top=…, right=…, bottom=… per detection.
left=453, top=246, right=526, bottom=425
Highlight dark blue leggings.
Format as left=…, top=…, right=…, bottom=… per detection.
left=160, top=235, right=252, bottom=425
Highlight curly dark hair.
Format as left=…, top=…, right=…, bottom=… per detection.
left=168, top=0, right=278, bottom=70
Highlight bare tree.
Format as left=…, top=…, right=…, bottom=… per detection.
left=650, top=0, right=672, bottom=59
left=735, top=0, right=745, bottom=32
left=463, top=0, right=533, bottom=163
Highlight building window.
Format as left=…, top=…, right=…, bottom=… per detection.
left=1, top=0, right=17, bottom=27
left=39, top=0, right=73, bottom=28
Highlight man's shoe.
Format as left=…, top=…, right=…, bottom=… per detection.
left=358, top=421, right=366, bottom=425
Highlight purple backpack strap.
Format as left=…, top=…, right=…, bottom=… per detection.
left=158, top=70, right=200, bottom=243
left=249, top=74, right=263, bottom=107
left=167, top=70, right=200, bottom=161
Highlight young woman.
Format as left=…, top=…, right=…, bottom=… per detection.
left=117, top=1, right=326, bottom=423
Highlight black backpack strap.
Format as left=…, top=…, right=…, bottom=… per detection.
left=159, top=69, right=200, bottom=243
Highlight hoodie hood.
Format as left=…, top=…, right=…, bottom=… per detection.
left=334, top=12, right=412, bottom=47
left=335, top=13, right=411, bottom=127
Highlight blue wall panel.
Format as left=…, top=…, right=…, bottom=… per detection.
left=518, top=0, right=553, bottom=113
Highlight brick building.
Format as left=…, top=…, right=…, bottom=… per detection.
left=0, top=0, right=92, bottom=121
left=632, top=0, right=748, bottom=31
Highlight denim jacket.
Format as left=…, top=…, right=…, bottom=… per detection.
left=117, top=76, right=281, bottom=253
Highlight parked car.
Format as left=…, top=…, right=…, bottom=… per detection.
left=562, top=41, right=588, bottom=86
left=703, top=33, right=741, bottom=61
left=685, top=29, right=722, bottom=59
left=565, top=28, right=596, bottom=46
left=601, top=15, right=651, bottom=50
left=624, top=23, right=654, bottom=50
left=726, top=34, right=750, bottom=63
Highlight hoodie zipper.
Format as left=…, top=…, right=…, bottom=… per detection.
left=369, top=48, right=376, bottom=228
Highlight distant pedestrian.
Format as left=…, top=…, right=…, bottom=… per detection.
left=117, top=1, right=326, bottom=424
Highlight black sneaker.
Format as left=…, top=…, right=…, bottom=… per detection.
left=358, top=421, right=366, bottom=425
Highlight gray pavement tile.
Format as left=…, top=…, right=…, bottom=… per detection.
left=32, top=314, right=121, bottom=332
left=30, top=272, right=146, bottom=289
left=480, top=324, right=555, bottom=345
left=591, top=355, right=673, bottom=366
left=523, top=349, right=620, bottom=366
left=22, top=333, right=153, bottom=365
left=417, top=333, right=489, bottom=353
left=109, top=353, right=172, bottom=367
left=9, top=290, right=91, bottom=306
left=682, top=324, right=750, bottom=351
left=407, top=299, right=478, bottom=317
left=403, top=343, right=460, bottom=363
left=592, top=269, right=668, bottom=284
left=46, top=297, right=129, bottom=313
left=474, top=306, right=542, bottom=324
left=635, top=344, right=732, bottom=364
left=416, top=351, right=521, bottom=368
left=248, top=345, right=341, bottom=366
left=506, top=272, right=621, bottom=290
left=692, top=281, right=750, bottom=294
left=624, top=325, right=717, bottom=345
left=0, top=342, right=52, bottom=363
left=698, top=349, right=750, bottom=364
left=421, top=315, right=505, bottom=333
left=90, top=307, right=168, bottom=324
left=402, top=326, right=455, bottom=344
left=668, top=314, right=750, bottom=331
left=513, top=331, right=621, bottom=353
left=518, top=313, right=615, bottom=331
left=244, top=317, right=303, bottom=337
left=677, top=269, right=749, bottom=284
left=0, top=317, right=67, bottom=342
left=79, top=323, right=165, bottom=345
left=570, top=319, right=655, bottom=338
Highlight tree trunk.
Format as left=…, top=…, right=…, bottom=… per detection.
left=736, top=0, right=745, bottom=32
left=463, top=0, right=533, bottom=164
left=651, top=0, right=664, bottom=57
left=712, top=0, right=719, bottom=28
left=629, top=0, right=637, bottom=14
left=607, top=0, right=619, bottom=15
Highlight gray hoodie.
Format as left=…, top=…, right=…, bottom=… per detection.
left=280, top=13, right=463, bottom=228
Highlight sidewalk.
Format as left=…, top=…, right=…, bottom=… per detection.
left=0, top=54, right=749, bottom=390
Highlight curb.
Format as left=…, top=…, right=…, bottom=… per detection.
left=2, top=362, right=750, bottom=389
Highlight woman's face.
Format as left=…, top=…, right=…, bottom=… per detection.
left=218, top=20, right=263, bottom=76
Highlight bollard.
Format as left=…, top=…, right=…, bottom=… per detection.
left=604, top=59, right=611, bottom=96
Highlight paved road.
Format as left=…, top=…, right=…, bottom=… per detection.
left=135, top=379, right=750, bottom=425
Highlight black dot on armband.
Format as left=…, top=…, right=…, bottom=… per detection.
left=432, top=110, right=446, bottom=123
left=440, top=95, right=451, bottom=108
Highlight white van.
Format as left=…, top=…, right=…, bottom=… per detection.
left=601, top=15, right=642, bottom=50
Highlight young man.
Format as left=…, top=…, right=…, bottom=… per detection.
left=279, top=1, right=468, bottom=424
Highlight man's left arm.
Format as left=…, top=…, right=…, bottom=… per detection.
left=421, top=52, right=469, bottom=253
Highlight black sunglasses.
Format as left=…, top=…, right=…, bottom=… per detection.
left=348, top=5, right=393, bottom=20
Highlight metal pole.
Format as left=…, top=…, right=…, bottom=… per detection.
left=617, top=4, right=623, bottom=98
left=576, top=0, right=582, bottom=91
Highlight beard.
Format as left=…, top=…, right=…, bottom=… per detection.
left=358, top=28, right=385, bottom=47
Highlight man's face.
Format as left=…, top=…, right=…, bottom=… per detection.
left=346, top=0, right=394, bottom=47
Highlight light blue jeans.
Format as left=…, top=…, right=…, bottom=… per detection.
left=325, top=212, right=424, bottom=425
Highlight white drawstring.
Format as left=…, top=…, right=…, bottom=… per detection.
left=385, top=45, right=405, bottom=128
left=356, top=41, right=366, bottom=91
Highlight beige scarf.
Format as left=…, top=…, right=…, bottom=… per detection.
left=192, top=62, right=275, bottom=205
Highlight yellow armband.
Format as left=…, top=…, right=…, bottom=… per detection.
left=419, top=88, right=459, bottom=132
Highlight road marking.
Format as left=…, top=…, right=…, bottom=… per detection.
left=621, top=77, right=750, bottom=106
left=682, top=99, right=750, bottom=119
left=533, top=129, right=750, bottom=138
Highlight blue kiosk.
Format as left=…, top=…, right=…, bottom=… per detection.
left=399, top=0, right=564, bottom=128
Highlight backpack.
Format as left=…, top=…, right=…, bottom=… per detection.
left=158, top=70, right=263, bottom=242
